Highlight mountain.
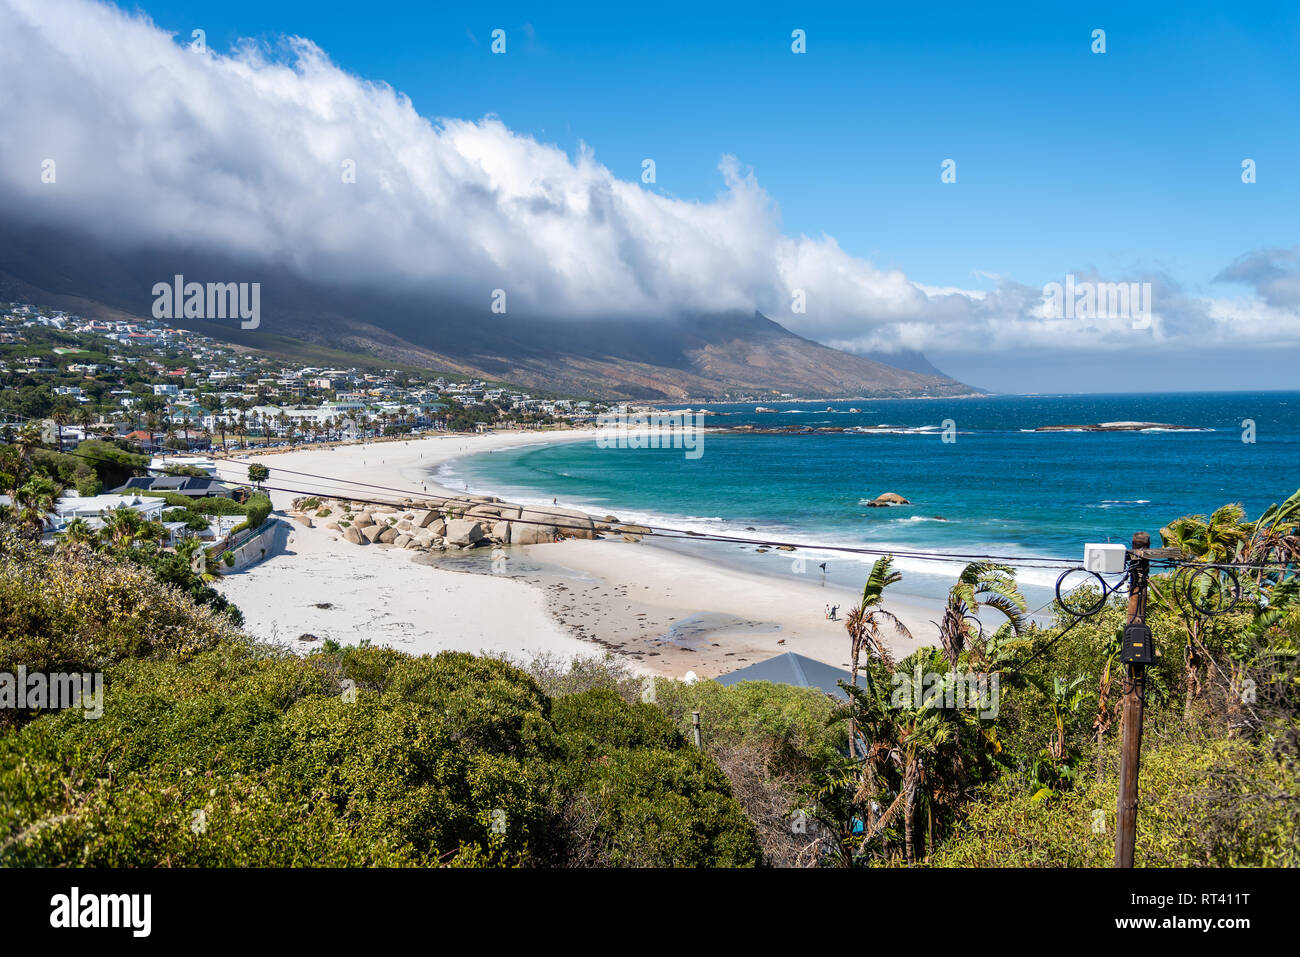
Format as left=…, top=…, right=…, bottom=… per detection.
left=0, top=216, right=974, bottom=400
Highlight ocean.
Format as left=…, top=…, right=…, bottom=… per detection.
left=441, top=392, right=1300, bottom=608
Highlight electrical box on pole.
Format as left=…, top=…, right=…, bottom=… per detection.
left=1121, top=622, right=1154, bottom=665
left=1085, top=543, right=1127, bottom=574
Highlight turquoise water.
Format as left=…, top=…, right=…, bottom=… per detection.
left=444, top=393, right=1300, bottom=606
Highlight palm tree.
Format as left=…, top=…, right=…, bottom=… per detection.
left=936, top=562, right=1027, bottom=671
left=1244, top=488, right=1300, bottom=572
left=57, top=516, right=98, bottom=552
left=99, top=505, right=148, bottom=548
left=1156, top=496, right=1292, bottom=716
left=892, top=691, right=955, bottom=864
left=1160, top=503, right=1251, bottom=564
left=77, top=405, right=97, bottom=438
left=12, top=474, right=59, bottom=538
left=13, top=424, right=42, bottom=467
left=49, top=405, right=71, bottom=450
left=845, top=556, right=911, bottom=759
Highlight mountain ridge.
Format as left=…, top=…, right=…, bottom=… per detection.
left=0, top=216, right=976, bottom=401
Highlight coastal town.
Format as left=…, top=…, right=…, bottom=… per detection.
left=1, top=299, right=616, bottom=451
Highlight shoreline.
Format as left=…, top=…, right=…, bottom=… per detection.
left=212, top=430, right=942, bottom=677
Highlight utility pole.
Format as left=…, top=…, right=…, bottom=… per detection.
left=1115, top=531, right=1155, bottom=867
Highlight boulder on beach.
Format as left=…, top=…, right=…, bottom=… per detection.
left=352, top=511, right=376, bottom=529
left=468, top=503, right=523, bottom=522
left=512, top=522, right=558, bottom=545
left=378, top=527, right=400, bottom=544
left=491, top=520, right=512, bottom=544
left=866, top=492, right=911, bottom=507
left=414, top=510, right=439, bottom=529
left=445, top=519, right=485, bottom=546
left=342, top=525, right=364, bottom=545
left=362, top=524, right=386, bottom=544
left=522, top=506, right=595, bottom=540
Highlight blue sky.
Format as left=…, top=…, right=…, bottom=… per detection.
left=130, top=0, right=1299, bottom=296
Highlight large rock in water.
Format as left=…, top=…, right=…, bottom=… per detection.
left=866, top=492, right=910, bottom=507
left=445, top=519, right=485, bottom=546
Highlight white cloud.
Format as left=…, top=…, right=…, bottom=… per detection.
left=0, top=0, right=1296, bottom=355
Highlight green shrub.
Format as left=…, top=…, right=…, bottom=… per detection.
left=549, top=689, right=763, bottom=867
left=932, top=731, right=1300, bottom=867
left=0, top=562, right=766, bottom=868
left=189, top=497, right=248, bottom=516
left=162, top=507, right=211, bottom=531
left=232, top=493, right=272, bottom=534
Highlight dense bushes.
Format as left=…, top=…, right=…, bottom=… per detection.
left=29, top=439, right=145, bottom=493
left=0, top=529, right=242, bottom=687
left=932, top=728, right=1300, bottom=867
left=549, top=689, right=762, bottom=866
left=140, top=493, right=248, bottom=515
left=162, top=507, right=211, bottom=530
left=0, top=539, right=761, bottom=867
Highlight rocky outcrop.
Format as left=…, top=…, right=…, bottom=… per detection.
left=866, top=492, right=910, bottom=507
left=299, top=490, right=625, bottom=555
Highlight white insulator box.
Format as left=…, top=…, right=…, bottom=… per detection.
left=1084, top=543, right=1127, bottom=574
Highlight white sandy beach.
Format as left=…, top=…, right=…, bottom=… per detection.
left=212, top=430, right=938, bottom=677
